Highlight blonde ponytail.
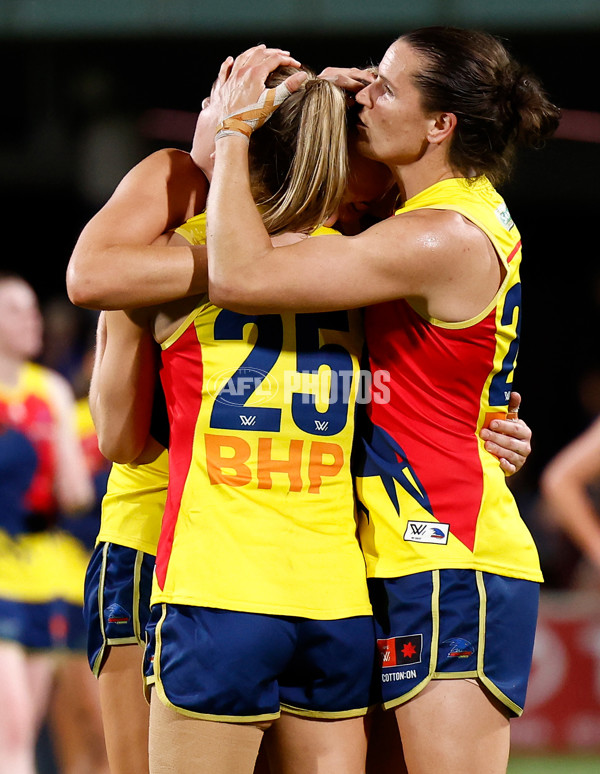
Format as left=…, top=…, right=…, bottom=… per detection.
left=249, top=69, right=348, bottom=236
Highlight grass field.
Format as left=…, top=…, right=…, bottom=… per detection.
left=508, top=755, right=600, bottom=773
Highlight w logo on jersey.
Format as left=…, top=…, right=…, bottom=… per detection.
left=240, top=415, right=257, bottom=427
left=354, top=423, right=432, bottom=521
left=314, top=420, right=329, bottom=432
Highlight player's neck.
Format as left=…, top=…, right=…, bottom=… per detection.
left=0, top=355, right=24, bottom=389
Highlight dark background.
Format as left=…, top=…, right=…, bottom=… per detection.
left=2, top=27, right=599, bottom=585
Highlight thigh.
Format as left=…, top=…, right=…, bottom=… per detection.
left=149, top=687, right=264, bottom=774
left=99, top=643, right=150, bottom=774
left=49, top=653, right=110, bottom=774
left=24, top=649, right=57, bottom=731
left=395, top=679, right=510, bottom=774
left=0, top=640, right=35, bottom=738
left=262, top=713, right=367, bottom=774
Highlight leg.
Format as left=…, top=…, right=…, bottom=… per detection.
left=98, top=645, right=150, bottom=774
left=263, top=713, right=367, bottom=774
left=395, top=679, right=510, bottom=774
left=25, top=649, right=57, bottom=735
left=49, top=652, right=110, bottom=774
left=149, top=687, right=265, bottom=774
left=0, top=641, right=39, bottom=774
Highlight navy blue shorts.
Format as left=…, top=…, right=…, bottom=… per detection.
left=83, top=542, right=155, bottom=676
left=368, top=569, right=539, bottom=716
left=0, top=597, right=69, bottom=651
left=63, top=600, right=87, bottom=652
left=145, top=603, right=379, bottom=722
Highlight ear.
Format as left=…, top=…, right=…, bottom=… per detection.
left=428, top=112, right=457, bottom=145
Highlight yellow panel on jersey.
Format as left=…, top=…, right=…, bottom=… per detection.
left=156, top=214, right=370, bottom=619
left=355, top=176, right=542, bottom=582
left=96, top=451, right=169, bottom=556
left=0, top=531, right=55, bottom=602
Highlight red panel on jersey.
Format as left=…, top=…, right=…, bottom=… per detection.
left=365, top=299, right=498, bottom=552
left=156, top=324, right=204, bottom=588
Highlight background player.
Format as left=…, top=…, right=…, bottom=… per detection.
left=0, top=272, right=95, bottom=774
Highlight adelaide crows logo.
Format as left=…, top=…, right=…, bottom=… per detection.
left=354, top=422, right=432, bottom=521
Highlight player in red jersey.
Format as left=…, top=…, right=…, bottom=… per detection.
left=204, top=30, right=559, bottom=774
left=0, top=273, right=95, bottom=774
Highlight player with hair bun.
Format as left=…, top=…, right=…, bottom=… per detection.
left=207, top=26, right=560, bottom=774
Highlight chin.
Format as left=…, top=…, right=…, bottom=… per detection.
left=354, top=135, right=378, bottom=161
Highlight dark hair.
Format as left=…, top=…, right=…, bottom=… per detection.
left=401, top=27, right=561, bottom=186
left=248, top=66, right=348, bottom=235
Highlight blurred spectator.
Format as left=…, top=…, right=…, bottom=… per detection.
left=540, top=413, right=600, bottom=591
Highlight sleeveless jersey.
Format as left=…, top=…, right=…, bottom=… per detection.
left=153, top=213, right=371, bottom=619
left=0, top=362, right=59, bottom=525
left=0, top=365, right=66, bottom=603
left=355, top=176, right=542, bottom=582
left=95, top=451, right=169, bottom=556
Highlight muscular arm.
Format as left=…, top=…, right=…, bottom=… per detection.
left=206, top=54, right=499, bottom=320
left=208, top=141, right=497, bottom=321
left=540, top=416, right=600, bottom=573
left=67, top=148, right=209, bottom=310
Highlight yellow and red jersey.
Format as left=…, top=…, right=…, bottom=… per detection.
left=355, top=176, right=542, bottom=583
left=153, top=214, right=371, bottom=619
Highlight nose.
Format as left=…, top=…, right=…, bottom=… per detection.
left=355, top=83, right=372, bottom=108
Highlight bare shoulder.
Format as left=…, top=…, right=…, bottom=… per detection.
left=390, top=207, right=487, bottom=245
left=360, top=208, right=480, bottom=268
left=126, top=148, right=206, bottom=188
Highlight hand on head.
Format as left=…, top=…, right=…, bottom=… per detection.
left=318, top=66, right=376, bottom=94
left=213, top=45, right=307, bottom=141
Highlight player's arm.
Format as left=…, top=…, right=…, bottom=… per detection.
left=89, top=309, right=157, bottom=464
left=48, top=370, right=95, bottom=513
left=67, top=148, right=209, bottom=311
left=209, top=172, right=495, bottom=319
left=207, top=51, right=497, bottom=318
left=540, top=415, right=600, bottom=572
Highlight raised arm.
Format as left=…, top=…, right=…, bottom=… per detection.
left=206, top=48, right=500, bottom=322
left=67, top=148, right=209, bottom=310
